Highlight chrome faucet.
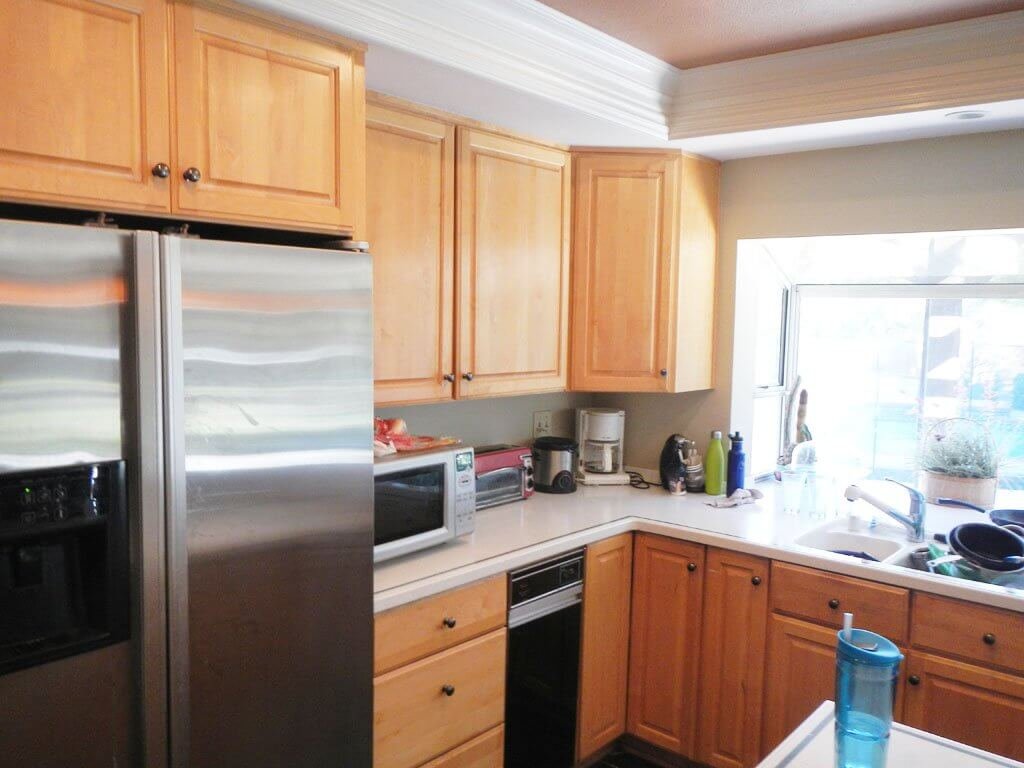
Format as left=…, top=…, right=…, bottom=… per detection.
left=844, top=478, right=926, bottom=543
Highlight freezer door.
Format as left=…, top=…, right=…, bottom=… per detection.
left=161, top=237, right=373, bottom=768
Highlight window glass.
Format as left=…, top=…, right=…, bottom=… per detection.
left=794, top=295, right=1024, bottom=490
left=752, top=395, right=783, bottom=477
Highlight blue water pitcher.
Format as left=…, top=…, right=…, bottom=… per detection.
left=835, top=621, right=903, bottom=768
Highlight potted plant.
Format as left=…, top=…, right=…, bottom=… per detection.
left=919, top=418, right=998, bottom=508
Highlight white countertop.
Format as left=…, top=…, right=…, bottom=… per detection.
left=758, top=701, right=1022, bottom=767
left=373, top=481, right=1024, bottom=613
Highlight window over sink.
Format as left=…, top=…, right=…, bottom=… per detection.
left=739, top=230, right=1024, bottom=495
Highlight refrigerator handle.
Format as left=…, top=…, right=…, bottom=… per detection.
left=161, top=236, right=191, bottom=768
left=132, top=232, right=170, bottom=768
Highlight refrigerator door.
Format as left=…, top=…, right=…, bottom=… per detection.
left=161, top=237, right=373, bottom=768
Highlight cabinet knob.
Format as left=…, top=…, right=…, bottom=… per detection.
left=462, top=372, right=474, bottom=381
left=983, top=633, right=996, bottom=646
left=442, top=617, right=457, bottom=629
left=443, top=373, right=455, bottom=383
left=659, top=369, right=668, bottom=377
left=751, top=575, right=762, bottom=586
left=908, top=675, right=920, bottom=686
left=441, top=684, right=455, bottom=697
left=151, top=162, right=170, bottom=178
left=687, top=562, right=697, bottom=572
left=182, top=167, right=202, bottom=183
left=828, top=598, right=840, bottom=609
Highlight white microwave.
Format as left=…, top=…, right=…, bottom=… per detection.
left=373, top=446, right=476, bottom=563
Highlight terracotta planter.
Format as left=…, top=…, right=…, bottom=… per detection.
left=921, top=471, right=997, bottom=508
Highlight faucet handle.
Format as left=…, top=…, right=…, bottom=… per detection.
left=884, top=478, right=926, bottom=507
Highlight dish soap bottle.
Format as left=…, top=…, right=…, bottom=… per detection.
left=705, top=431, right=725, bottom=496
left=727, top=431, right=746, bottom=496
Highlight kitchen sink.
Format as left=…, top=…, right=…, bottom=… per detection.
left=793, top=522, right=907, bottom=562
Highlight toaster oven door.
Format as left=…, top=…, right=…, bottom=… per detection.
left=475, top=467, right=524, bottom=510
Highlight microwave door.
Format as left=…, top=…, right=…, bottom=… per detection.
left=374, top=462, right=453, bottom=562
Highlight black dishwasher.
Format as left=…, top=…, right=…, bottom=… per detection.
left=505, top=549, right=584, bottom=768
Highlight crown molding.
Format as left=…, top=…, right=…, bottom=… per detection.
left=241, top=0, right=678, bottom=139
left=670, top=10, right=1024, bottom=139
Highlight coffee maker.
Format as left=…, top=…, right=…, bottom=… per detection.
left=576, top=408, right=630, bottom=486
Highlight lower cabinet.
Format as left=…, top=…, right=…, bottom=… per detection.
left=903, top=651, right=1024, bottom=761
left=373, top=577, right=507, bottom=768
left=697, top=548, right=770, bottom=768
left=577, top=534, right=633, bottom=762
left=419, top=725, right=505, bottom=768
left=627, top=534, right=705, bottom=756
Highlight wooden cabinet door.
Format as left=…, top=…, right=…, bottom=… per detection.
left=570, top=152, right=679, bottom=392
left=763, top=615, right=838, bottom=755
left=577, top=534, right=633, bottom=762
left=698, top=548, right=769, bottom=768
left=172, top=4, right=364, bottom=231
left=627, top=535, right=705, bottom=757
left=903, top=651, right=1024, bottom=761
left=0, top=0, right=171, bottom=212
left=455, top=127, right=570, bottom=398
left=367, top=103, right=455, bottom=405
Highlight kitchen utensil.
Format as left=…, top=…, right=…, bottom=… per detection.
left=947, top=522, right=1024, bottom=574
left=936, top=497, right=1024, bottom=529
left=532, top=436, right=578, bottom=494
left=576, top=408, right=630, bottom=486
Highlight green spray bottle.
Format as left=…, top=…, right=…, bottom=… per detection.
left=704, top=431, right=726, bottom=496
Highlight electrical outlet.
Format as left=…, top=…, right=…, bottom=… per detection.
left=533, top=410, right=552, bottom=438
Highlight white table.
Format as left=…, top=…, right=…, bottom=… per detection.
left=757, top=701, right=1023, bottom=768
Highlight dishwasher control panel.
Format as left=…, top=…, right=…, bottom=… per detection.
left=508, top=549, right=584, bottom=608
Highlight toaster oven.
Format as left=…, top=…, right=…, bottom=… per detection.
left=474, top=445, right=534, bottom=510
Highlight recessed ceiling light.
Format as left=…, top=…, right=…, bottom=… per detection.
left=945, top=110, right=989, bottom=120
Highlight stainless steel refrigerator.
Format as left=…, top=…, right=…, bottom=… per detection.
left=0, top=218, right=373, bottom=768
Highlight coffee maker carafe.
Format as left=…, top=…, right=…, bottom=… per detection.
left=576, top=408, right=630, bottom=486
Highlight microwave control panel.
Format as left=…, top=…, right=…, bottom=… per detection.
left=453, top=449, right=476, bottom=536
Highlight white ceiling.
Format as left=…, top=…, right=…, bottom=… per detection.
left=537, top=0, right=1024, bottom=68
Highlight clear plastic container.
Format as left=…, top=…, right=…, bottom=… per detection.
left=835, top=628, right=903, bottom=768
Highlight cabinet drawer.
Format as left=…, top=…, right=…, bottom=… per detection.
left=912, top=593, right=1024, bottom=673
left=375, top=576, right=506, bottom=675
left=374, top=628, right=506, bottom=768
left=419, top=725, right=504, bottom=768
left=771, top=562, right=909, bottom=643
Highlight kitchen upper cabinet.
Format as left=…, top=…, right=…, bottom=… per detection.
left=0, top=0, right=171, bottom=212
left=903, top=651, right=1024, bottom=761
left=627, top=535, right=705, bottom=757
left=172, top=2, right=365, bottom=232
left=570, top=150, right=718, bottom=393
left=456, top=127, right=571, bottom=398
left=577, top=534, right=633, bottom=762
left=698, top=548, right=769, bottom=768
left=367, top=102, right=455, bottom=405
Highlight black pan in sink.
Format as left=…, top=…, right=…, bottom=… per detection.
left=936, top=497, right=1024, bottom=528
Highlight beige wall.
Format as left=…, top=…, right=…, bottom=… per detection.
left=602, top=129, right=1024, bottom=469
left=376, top=392, right=592, bottom=448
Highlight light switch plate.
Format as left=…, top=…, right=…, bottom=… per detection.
left=533, top=410, right=552, bottom=438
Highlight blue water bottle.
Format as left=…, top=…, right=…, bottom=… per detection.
left=726, top=431, right=746, bottom=496
left=835, top=614, right=903, bottom=768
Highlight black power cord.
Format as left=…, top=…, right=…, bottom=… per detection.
left=627, top=470, right=651, bottom=490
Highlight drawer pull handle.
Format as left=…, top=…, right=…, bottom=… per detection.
left=441, top=684, right=455, bottom=697
left=751, top=576, right=762, bottom=586
left=983, top=633, right=996, bottom=646
left=687, top=562, right=697, bottom=572
left=462, top=372, right=474, bottom=381
left=183, top=166, right=202, bottom=183
left=442, top=617, right=457, bottom=629
left=908, top=675, right=920, bottom=686
left=151, top=163, right=170, bottom=178
left=443, top=373, right=455, bottom=383
left=828, top=598, right=840, bottom=609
